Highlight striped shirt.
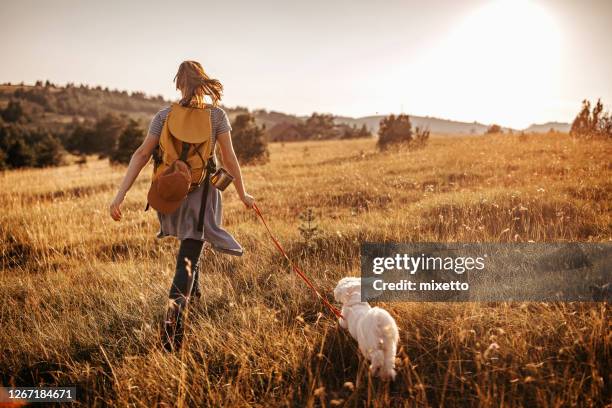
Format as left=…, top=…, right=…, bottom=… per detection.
left=147, top=105, right=232, bottom=140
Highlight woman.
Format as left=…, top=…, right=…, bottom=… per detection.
left=108, top=60, right=254, bottom=350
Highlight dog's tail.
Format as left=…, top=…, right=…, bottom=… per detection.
left=377, top=311, right=399, bottom=380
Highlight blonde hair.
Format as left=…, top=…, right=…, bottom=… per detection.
left=174, top=60, right=223, bottom=107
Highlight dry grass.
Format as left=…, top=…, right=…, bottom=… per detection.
left=0, top=134, right=610, bottom=407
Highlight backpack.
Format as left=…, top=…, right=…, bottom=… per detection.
left=146, top=103, right=217, bottom=231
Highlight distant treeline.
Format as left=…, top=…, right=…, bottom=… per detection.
left=0, top=82, right=374, bottom=169
left=0, top=81, right=166, bottom=169
left=0, top=98, right=145, bottom=169
left=5, top=81, right=605, bottom=170
left=1, top=81, right=164, bottom=119
left=267, top=113, right=371, bottom=142
left=0, top=99, right=270, bottom=169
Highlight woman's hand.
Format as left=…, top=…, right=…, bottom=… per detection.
left=240, top=193, right=255, bottom=209
left=109, top=194, right=125, bottom=221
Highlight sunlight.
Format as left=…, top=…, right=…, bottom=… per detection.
left=405, top=0, right=563, bottom=128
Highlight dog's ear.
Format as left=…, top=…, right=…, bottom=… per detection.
left=334, top=277, right=361, bottom=303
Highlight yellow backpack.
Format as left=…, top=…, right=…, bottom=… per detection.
left=146, top=103, right=217, bottom=231
left=155, top=103, right=214, bottom=189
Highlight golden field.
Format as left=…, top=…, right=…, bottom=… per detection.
left=0, top=134, right=610, bottom=407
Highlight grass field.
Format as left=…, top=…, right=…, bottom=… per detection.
left=0, top=134, right=610, bottom=407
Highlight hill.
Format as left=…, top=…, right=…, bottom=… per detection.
left=0, top=82, right=166, bottom=125
left=334, top=114, right=493, bottom=134
left=524, top=121, right=571, bottom=133
left=1, top=82, right=570, bottom=140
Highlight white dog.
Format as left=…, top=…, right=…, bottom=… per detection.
left=333, top=277, right=399, bottom=380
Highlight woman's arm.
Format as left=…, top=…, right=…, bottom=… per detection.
left=216, top=131, right=255, bottom=208
left=109, top=132, right=159, bottom=221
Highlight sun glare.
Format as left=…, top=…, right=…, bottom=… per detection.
left=403, top=0, right=563, bottom=128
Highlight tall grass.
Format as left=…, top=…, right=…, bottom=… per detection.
left=0, top=134, right=610, bottom=406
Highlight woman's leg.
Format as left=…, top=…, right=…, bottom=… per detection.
left=163, top=238, right=204, bottom=351
left=169, top=238, right=204, bottom=304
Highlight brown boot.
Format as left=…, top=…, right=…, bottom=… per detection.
left=161, top=302, right=185, bottom=352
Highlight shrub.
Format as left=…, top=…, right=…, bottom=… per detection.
left=486, top=124, right=503, bottom=134
left=377, top=114, right=413, bottom=150
left=30, top=130, right=65, bottom=167
left=1, top=100, right=24, bottom=123
left=64, top=121, right=96, bottom=155
left=340, top=123, right=371, bottom=139
left=0, top=124, right=64, bottom=169
left=63, top=114, right=129, bottom=157
left=302, top=113, right=336, bottom=139
left=109, top=120, right=145, bottom=165
left=231, top=113, right=269, bottom=165
left=414, top=126, right=430, bottom=147
left=570, top=99, right=612, bottom=139
left=93, top=113, right=128, bottom=157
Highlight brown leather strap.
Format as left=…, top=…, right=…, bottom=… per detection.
left=196, top=158, right=216, bottom=232
left=179, top=142, right=190, bottom=163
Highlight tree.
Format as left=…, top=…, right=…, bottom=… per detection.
left=359, top=124, right=371, bottom=138
left=0, top=126, right=35, bottom=168
left=109, top=119, right=145, bottom=164
left=0, top=146, right=6, bottom=170
left=377, top=114, right=413, bottom=149
left=570, top=99, right=612, bottom=139
left=1, top=100, right=24, bottom=123
left=29, top=129, right=65, bottom=167
left=231, top=113, right=269, bottom=165
left=0, top=125, right=64, bottom=169
left=486, top=124, right=503, bottom=134
left=300, top=113, right=336, bottom=139
left=92, top=113, right=128, bottom=157
left=65, top=121, right=96, bottom=154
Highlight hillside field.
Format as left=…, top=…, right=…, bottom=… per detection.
left=0, top=134, right=610, bottom=407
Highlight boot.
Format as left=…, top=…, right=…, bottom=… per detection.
left=190, top=284, right=202, bottom=300
left=161, top=303, right=185, bottom=352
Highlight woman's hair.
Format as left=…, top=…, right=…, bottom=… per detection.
left=174, top=60, right=223, bottom=107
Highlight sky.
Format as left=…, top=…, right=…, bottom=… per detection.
left=1, top=0, right=611, bottom=129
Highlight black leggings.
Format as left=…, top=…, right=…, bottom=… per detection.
left=168, top=238, right=204, bottom=307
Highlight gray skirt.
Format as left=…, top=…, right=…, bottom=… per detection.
left=156, top=181, right=243, bottom=256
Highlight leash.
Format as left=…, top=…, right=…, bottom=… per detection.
left=252, top=203, right=344, bottom=320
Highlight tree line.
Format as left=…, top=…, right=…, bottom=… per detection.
left=268, top=113, right=371, bottom=142
left=1, top=80, right=608, bottom=170
left=0, top=100, right=270, bottom=169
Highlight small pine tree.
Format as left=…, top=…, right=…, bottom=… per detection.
left=109, top=119, right=144, bottom=164
left=377, top=114, right=413, bottom=150
left=298, top=208, right=319, bottom=248
left=231, top=113, right=269, bottom=165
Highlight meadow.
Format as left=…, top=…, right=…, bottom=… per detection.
left=0, top=134, right=610, bottom=407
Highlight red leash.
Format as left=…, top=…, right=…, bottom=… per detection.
left=252, top=203, right=343, bottom=320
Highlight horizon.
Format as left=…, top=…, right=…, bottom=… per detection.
left=0, top=79, right=576, bottom=130
left=1, top=0, right=611, bottom=129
